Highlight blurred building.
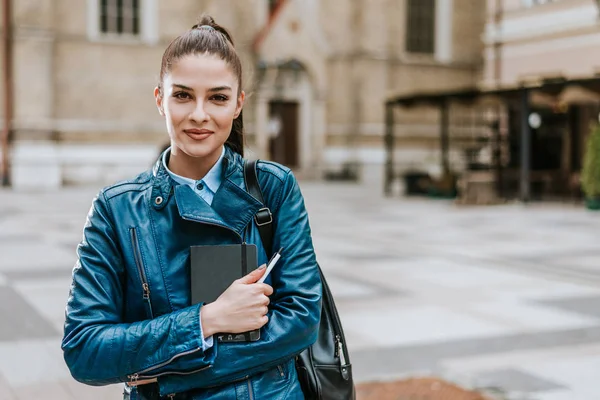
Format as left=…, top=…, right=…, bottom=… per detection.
left=0, top=0, right=486, bottom=189
left=482, top=0, right=600, bottom=202
left=385, top=0, right=600, bottom=202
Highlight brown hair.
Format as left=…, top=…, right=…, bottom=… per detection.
left=158, top=15, right=245, bottom=156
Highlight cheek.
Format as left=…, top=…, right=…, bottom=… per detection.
left=211, top=104, right=237, bottom=124
left=166, top=101, right=190, bottom=123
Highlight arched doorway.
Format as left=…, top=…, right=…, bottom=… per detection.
left=255, top=59, right=322, bottom=175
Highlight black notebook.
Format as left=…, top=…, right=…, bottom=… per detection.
left=190, top=243, right=260, bottom=342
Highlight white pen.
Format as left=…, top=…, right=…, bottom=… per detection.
left=257, top=247, right=284, bottom=284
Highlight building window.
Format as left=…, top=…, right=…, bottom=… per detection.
left=100, top=0, right=140, bottom=36
left=406, top=0, right=436, bottom=54
left=87, top=0, right=158, bottom=44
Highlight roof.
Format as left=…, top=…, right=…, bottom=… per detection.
left=387, top=76, right=600, bottom=107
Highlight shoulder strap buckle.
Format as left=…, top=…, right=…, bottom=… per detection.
left=255, top=207, right=273, bottom=226
left=244, top=159, right=274, bottom=257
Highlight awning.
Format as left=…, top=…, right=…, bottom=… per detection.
left=386, top=76, right=600, bottom=107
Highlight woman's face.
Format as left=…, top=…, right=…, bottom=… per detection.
left=155, top=53, right=244, bottom=161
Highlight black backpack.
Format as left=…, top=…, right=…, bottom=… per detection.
left=244, top=160, right=356, bottom=400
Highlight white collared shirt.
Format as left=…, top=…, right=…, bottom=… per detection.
left=162, top=146, right=225, bottom=206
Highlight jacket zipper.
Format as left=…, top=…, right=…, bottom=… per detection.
left=277, top=365, right=285, bottom=377
left=127, top=219, right=243, bottom=384
left=130, top=227, right=153, bottom=319
left=247, top=378, right=254, bottom=400
left=128, top=348, right=211, bottom=381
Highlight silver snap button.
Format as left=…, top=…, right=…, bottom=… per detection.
left=154, top=196, right=163, bottom=205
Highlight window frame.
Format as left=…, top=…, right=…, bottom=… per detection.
left=405, top=0, right=436, bottom=55
left=87, top=0, right=158, bottom=45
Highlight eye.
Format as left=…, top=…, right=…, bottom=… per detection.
left=173, top=91, right=192, bottom=100
left=211, top=94, right=229, bottom=102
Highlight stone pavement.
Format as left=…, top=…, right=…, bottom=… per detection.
left=1, top=182, right=599, bottom=399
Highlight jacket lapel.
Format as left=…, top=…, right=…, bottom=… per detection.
left=172, top=147, right=264, bottom=237
left=212, top=178, right=263, bottom=234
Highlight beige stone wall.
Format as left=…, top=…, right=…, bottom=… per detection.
left=483, top=0, right=600, bottom=87
left=0, top=12, right=4, bottom=121
left=10, top=0, right=264, bottom=144
left=8, top=0, right=485, bottom=141
left=53, top=42, right=163, bottom=126
left=452, top=0, right=486, bottom=64
left=12, top=0, right=55, bottom=134
left=321, top=0, right=354, bottom=54
left=321, top=0, right=485, bottom=146
left=14, top=0, right=54, bottom=28
left=389, top=64, right=478, bottom=96
left=6, top=0, right=487, bottom=186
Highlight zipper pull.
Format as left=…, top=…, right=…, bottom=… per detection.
left=337, top=339, right=347, bottom=367
left=142, top=283, right=150, bottom=300
left=128, top=373, right=139, bottom=386
left=336, top=337, right=351, bottom=381
left=167, top=394, right=176, bottom=400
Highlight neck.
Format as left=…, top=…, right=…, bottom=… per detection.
left=168, top=145, right=223, bottom=181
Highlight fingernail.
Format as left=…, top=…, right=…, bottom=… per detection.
left=258, top=265, right=266, bottom=270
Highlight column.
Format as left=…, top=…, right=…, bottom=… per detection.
left=384, top=103, right=395, bottom=196
left=440, top=99, right=450, bottom=174
left=520, top=88, right=531, bottom=202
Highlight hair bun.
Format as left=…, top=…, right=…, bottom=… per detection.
left=192, top=14, right=216, bottom=30
left=192, top=24, right=215, bottom=31
left=191, top=14, right=235, bottom=46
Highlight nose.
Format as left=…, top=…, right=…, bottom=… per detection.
left=189, top=100, right=210, bottom=123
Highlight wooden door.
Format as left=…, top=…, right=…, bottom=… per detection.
left=269, top=101, right=299, bottom=168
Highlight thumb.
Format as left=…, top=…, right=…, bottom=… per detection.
left=238, top=264, right=266, bottom=284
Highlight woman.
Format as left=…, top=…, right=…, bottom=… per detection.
left=62, top=15, right=322, bottom=400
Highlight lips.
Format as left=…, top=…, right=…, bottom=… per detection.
left=184, top=129, right=214, bottom=140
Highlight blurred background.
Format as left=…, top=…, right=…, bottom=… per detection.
left=1, top=0, right=600, bottom=399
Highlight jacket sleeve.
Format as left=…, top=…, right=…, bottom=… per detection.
left=157, top=170, right=322, bottom=394
left=61, top=191, right=217, bottom=386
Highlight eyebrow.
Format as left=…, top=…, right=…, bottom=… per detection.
left=173, top=84, right=193, bottom=91
left=172, top=84, right=232, bottom=92
left=208, top=86, right=232, bottom=92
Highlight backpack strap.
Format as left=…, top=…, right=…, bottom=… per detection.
left=243, top=160, right=273, bottom=257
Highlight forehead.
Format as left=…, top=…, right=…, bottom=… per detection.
left=165, top=53, right=238, bottom=89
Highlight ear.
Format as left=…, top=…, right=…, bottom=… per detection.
left=154, top=87, right=165, bottom=116
left=234, top=90, right=245, bottom=119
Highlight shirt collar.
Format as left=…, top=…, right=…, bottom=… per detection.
left=162, top=146, right=225, bottom=193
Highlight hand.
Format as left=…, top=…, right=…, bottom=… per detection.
left=201, top=265, right=273, bottom=337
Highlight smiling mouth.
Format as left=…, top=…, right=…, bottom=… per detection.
left=184, top=130, right=213, bottom=140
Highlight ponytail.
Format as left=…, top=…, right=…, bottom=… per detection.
left=226, top=110, right=244, bottom=157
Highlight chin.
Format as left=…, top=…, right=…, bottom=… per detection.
left=175, top=138, right=223, bottom=159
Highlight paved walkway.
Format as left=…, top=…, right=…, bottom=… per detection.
left=1, top=182, right=599, bottom=399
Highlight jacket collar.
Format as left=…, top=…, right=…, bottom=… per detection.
left=161, top=146, right=225, bottom=195
left=152, top=145, right=263, bottom=236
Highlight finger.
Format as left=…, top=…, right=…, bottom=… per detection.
left=262, top=306, right=269, bottom=316
left=261, top=284, right=274, bottom=296
left=238, top=264, right=266, bottom=284
left=260, top=315, right=269, bottom=326
left=262, top=295, right=270, bottom=306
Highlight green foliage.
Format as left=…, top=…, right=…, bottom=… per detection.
left=582, top=124, right=600, bottom=199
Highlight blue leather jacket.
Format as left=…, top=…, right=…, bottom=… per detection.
left=62, top=147, right=322, bottom=399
